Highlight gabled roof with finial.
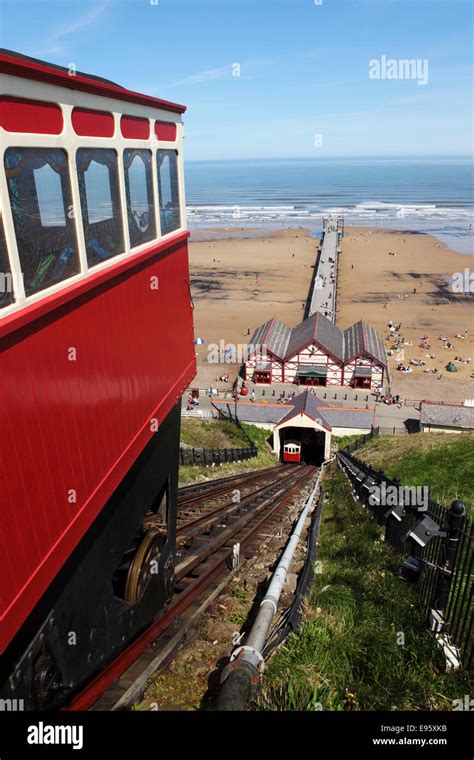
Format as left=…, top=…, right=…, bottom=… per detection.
left=248, top=312, right=387, bottom=367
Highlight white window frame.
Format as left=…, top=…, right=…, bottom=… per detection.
left=123, top=147, right=157, bottom=250
left=0, top=74, right=186, bottom=319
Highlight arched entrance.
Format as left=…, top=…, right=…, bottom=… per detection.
left=279, top=426, right=326, bottom=466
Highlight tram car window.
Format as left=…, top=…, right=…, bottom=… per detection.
left=76, top=147, right=124, bottom=267
left=123, top=148, right=156, bottom=248
left=157, top=149, right=180, bottom=235
left=4, top=147, right=80, bottom=296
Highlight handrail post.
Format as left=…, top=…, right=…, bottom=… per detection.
left=435, top=500, right=466, bottom=614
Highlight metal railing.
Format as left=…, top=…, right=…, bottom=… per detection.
left=179, top=445, right=258, bottom=467
left=181, top=408, right=212, bottom=419
left=337, top=447, right=473, bottom=669
left=343, top=426, right=380, bottom=453
left=374, top=426, right=408, bottom=436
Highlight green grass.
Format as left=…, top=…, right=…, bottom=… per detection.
left=353, top=432, right=474, bottom=517
left=180, top=418, right=253, bottom=449
left=333, top=433, right=364, bottom=450
left=178, top=422, right=277, bottom=486
left=255, top=465, right=472, bottom=711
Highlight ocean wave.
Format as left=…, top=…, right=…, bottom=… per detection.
left=186, top=202, right=473, bottom=254
left=355, top=201, right=438, bottom=211
left=187, top=202, right=473, bottom=222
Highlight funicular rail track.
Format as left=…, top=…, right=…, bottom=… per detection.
left=64, top=465, right=315, bottom=711
left=177, top=464, right=286, bottom=508
left=176, top=465, right=295, bottom=525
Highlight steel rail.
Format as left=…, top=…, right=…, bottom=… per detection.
left=174, top=468, right=312, bottom=581
left=177, top=465, right=285, bottom=505
left=64, top=466, right=313, bottom=711
left=174, top=466, right=306, bottom=537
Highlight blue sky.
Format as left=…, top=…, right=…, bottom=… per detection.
left=1, top=0, right=472, bottom=160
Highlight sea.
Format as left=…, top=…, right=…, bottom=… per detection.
left=184, top=157, right=474, bottom=254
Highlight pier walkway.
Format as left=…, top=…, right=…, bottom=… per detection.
left=307, top=214, right=344, bottom=322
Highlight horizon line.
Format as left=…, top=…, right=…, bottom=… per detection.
left=185, top=153, right=473, bottom=163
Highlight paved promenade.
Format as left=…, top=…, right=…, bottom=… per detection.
left=182, top=381, right=419, bottom=432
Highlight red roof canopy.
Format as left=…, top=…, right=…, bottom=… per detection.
left=0, top=49, right=186, bottom=115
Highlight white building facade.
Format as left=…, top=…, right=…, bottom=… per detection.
left=244, top=312, right=387, bottom=390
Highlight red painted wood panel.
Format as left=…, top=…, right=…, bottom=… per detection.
left=0, top=238, right=196, bottom=652
left=71, top=107, right=114, bottom=137
left=154, top=121, right=177, bottom=141
left=120, top=115, right=150, bottom=140
left=0, top=96, right=63, bottom=134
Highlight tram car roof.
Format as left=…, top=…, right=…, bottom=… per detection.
left=0, top=48, right=186, bottom=114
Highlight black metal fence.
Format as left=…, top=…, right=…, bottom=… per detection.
left=180, top=445, right=258, bottom=467
left=343, top=426, right=380, bottom=453
left=377, top=426, right=409, bottom=436
left=337, top=447, right=473, bottom=670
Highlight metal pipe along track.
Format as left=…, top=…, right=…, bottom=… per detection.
left=217, top=466, right=324, bottom=710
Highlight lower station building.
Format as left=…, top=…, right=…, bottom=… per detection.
left=212, top=390, right=375, bottom=465
left=244, top=311, right=387, bottom=390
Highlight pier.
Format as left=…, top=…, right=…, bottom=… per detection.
left=307, top=214, right=344, bottom=322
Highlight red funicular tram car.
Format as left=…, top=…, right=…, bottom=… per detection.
left=0, top=50, right=196, bottom=708
left=283, top=440, right=301, bottom=464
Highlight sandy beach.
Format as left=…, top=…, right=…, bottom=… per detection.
left=337, top=227, right=473, bottom=402
left=189, top=226, right=473, bottom=402
left=189, top=227, right=315, bottom=387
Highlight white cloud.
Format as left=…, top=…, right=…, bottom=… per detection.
left=166, top=64, right=234, bottom=88
left=32, top=0, right=111, bottom=57
left=145, top=49, right=322, bottom=93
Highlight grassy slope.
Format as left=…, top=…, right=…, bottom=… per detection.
left=178, top=422, right=277, bottom=486
left=352, top=432, right=474, bottom=517
left=180, top=418, right=252, bottom=449
left=256, top=465, right=472, bottom=711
